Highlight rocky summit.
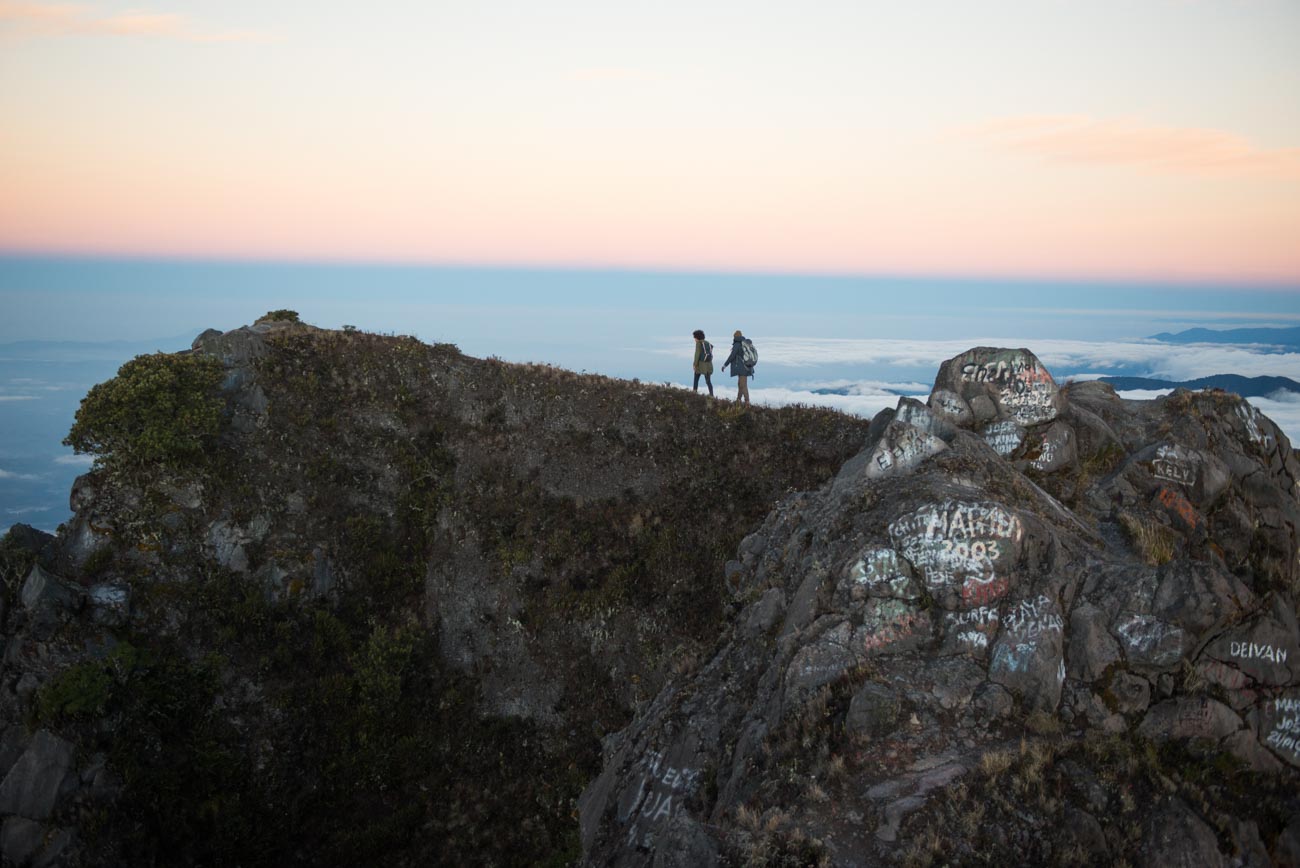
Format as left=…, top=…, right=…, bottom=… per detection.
left=1, top=324, right=1298, bottom=867
left=579, top=347, right=1300, bottom=866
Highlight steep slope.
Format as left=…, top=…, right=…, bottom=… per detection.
left=0, top=318, right=874, bottom=866
left=580, top=348, right=1300, bottom=866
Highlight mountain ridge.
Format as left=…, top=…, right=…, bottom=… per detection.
left=0, top=326, right=1297, bottom=866
left=1099, top=373, right=1300, bottom=397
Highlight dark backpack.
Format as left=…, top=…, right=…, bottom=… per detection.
left=702, top=340, right=713, bottom=363
left=740, top=338, right=757, bottom=369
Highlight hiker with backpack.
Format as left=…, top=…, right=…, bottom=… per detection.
left=692, top=330, right=715, bottom=396
left=721, top=329, right=757, bottom=406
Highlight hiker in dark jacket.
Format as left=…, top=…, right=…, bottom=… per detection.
left=692, top=330, right=714, bottom=396
left=720, top=330, right=753, bottom=406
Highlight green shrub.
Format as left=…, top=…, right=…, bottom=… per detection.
left=37, top=661, right=114, bottom=721
left=64, top=352, right=225, bottom=469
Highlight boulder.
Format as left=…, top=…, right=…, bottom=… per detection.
left=18, top=565, right=83, bottom=628
left=928, top=347, right=1064, bottom=428
left=0, top=731, right=77, bottom=821
left=1139, top=797, right=1224, bottom=868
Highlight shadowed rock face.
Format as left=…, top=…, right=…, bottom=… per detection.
left=0, top=323, right=876, bottom=866
left=581, top=347, right=1300, bottom=867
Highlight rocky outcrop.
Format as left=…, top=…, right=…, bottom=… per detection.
left=3, top=333, right=1297, bottom=867
left=581, top=347, right=1300, bottom=866
left=0, top=322, right=875, bottom=866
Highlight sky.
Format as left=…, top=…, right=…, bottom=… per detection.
left=2, top=0, right=1299, bottom=281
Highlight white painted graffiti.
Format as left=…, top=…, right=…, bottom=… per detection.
left=931, top=390, right=969, bottom=419
left=1001, top=595, right=1063, bottom=640
left=960, top=355, right=1057, bottom=424
left=1236, top=403, right=1274, bottom=450
left=983, top=420, right=1024, bottom=457
left=957, top=631, right=989, bottom=650
left=848, top=548, right=912, bottom=598
left=1275, top=697, right=1300, bottom=714
left=1151, top=444, right=1196, bottom=487
left=1228, top=641, right=1289, bottom=665
left=888, top=501, right=1021, bottom=593
left=947, top=606, right=1000, bottom=628
left=869, top=424, right=944, bottom=478
left=620, top=750, right=704, bottom=849
left=1030, top=430, right=1070, bottom=472
left=1115, top=613, right=1184, bottom=666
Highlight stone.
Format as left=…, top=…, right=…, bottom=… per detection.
left=1061, top=805, right=1109, bottom=862
left=742, top=588, right=785, bottom=639
left=785, top=621, right=856, bottom=699
left=1221, top=730, right=1283, bottom=774
left=0, top=817, right=44, bottom=867
left=88, top=583, right=130, bottom=627
left=1107, top=671, right=1150, bottom=716
left=988, top=594, right=1066, bottom=712
left=1139, top=797, right=1224, bottom=868
left=19, top=565, right=82, bottom=618
left=1027, top=420, right=1076, bottom=473
left=892, top=397, right=957, bottom=441
left=928, top=347, right=1063, bottom=428
left=1152, top=561, right=1254, bottom=635
left=982, top=419, right=1026, bottom=458
left=1137, top=697, right=1241, bottom=743
left=651, top=816, right=718, bottom=867
left=1257, top=690, right=1300, bottom=767
left=968, top=394, right=997, bottom=424
left=207, top=521, right=250, bottom=574
left=1068, top=602, right=1122, bottom=682
left=1274, top=812, right=1300, bottom=868
left=927, top=389, right=973, bottom=426
left=1111, top=612, right=1186, bottom=672
left=1203, top=606, right=1299, bottom=687
left=846, top=682, right=900, bottom=737
left=0, top=730, right=77, bottom=820
left=860, top=420, right=947, bottom=481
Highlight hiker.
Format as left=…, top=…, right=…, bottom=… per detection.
left=692, top=330, right=714, bottom=396
left=721, top=330, right=756, bottom=406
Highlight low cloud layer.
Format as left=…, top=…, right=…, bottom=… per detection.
left=750, top=336, right=1300, bottom=382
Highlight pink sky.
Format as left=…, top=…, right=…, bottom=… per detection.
left=2, top=0, right=1298, bottom=283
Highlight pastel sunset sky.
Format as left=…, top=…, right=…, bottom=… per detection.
left=2, top=0, right=1299, bottom=282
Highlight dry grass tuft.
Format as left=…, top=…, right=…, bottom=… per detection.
left=1118, top=512, right=1177, bottom=565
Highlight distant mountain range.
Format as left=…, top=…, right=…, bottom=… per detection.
left=1099, top=374, right=1300, bottom=397
left=1150, top=326, right=1300, bottom=350
left=0, top=332, right=199, bottom=361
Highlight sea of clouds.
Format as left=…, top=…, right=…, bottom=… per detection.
left=666, top=335, right=1300, bottom=441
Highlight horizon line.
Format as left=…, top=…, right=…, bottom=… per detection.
left=2, top=248, right=1299, bottom=292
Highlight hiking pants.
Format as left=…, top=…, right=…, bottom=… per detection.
left=693, top=372, right=713, bottom=395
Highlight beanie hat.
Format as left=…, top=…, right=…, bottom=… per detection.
left=734, top=330, right=743, bottom=337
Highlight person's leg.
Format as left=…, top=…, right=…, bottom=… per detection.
left=705, top=373, right=713, bottom=396
left=738, top=376, right=749, bottom=404
left=693, top=372, right=701, bottom=392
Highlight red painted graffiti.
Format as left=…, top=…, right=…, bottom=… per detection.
left=1157, top=486, right=1200, bottom=529
left=961, top=576, right=1010, bottom=606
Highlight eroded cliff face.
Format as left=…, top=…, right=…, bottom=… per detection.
left=0, top=321, right=874, bottom=866
left=580, top=347, right=1300, bottom=867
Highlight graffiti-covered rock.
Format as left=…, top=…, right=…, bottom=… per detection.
left=929, top=347, right=1064, bottom=428
left=582, top=346, right=1300, bottom=867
